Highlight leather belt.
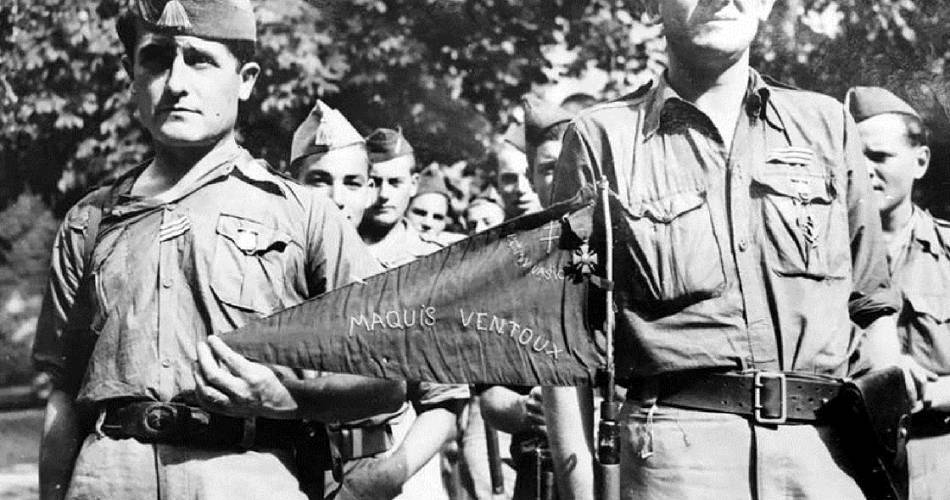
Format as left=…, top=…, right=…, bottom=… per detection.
left=627, top=371, right=843, bottom=424
left=327, top=424, right=393, bottom=461
left=99, top=401, right=300, bottom=449
left=911, top=410, right=950, bottom=438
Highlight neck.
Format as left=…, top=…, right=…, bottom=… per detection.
left=881, top=200, right=914, bottom=235
left=667, top=49, right=750, bottom=144
left=359, top=219, right=400, bottom=245
left=151, top=133, right=239, bottom=184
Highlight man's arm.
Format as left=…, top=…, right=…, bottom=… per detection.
left=33, top=203, right=95, bottom=499
left=543, top=386, right=595, bottom=500
left=39, top=390, right=83, bottom=500
left=480, top=386, right=544, bottom=435
left=194, top=336, right=405, bottom=421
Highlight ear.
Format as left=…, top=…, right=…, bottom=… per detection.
left=758, top=0, right=777, bottom=21
left=914, top=145, right=931, bottom=180
left=410, top=172, right=420, bottom=197
left=237, top=62, right=261, bottom=101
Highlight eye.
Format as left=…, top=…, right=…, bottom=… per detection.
left=432, top=213, right=446, bottom=222
left=499, top=173, right=519, bottom=185
left=865, top=151, right=889, bottom=163
left=183, top=48, right=218, bottom=68
left=138, top=44, right=175, bottom=73
left=345, top=176, right=366, bottom=189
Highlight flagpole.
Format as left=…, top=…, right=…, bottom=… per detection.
left=596, top=176, right=621, bottom=500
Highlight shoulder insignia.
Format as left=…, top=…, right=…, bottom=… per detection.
left=761, top=74, right=800, bottom=91
left=613, top=81, right=653, bottom=103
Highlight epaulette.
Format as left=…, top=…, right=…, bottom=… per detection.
left=612, top=81, right=653, bottom=103
left=761, top=74, right=801, bottom=91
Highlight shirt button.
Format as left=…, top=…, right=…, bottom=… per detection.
left=738, top=239, right=749, bottom=252
left=162, top=278, right=172, bottom=288
left=161, top=359, right=171, bottom=368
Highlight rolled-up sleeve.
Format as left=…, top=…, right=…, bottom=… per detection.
left=32, top=205, right=88, bottom=393
left=412, top=382, right=470, bottom=412
left=843, top=107, right=900, bottom=327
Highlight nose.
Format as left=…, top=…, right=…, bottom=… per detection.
left=516, top=174, right=531, bottom=195
left=164, top=50, right=189, bottom=96
left=330, top=182, right=346, bottom=209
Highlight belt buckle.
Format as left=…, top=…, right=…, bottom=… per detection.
left=753, top=371, right=787, bottom=425
left=141, top=402, right=179, bottom=440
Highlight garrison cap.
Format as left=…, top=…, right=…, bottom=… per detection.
left=366, top=128, right=414, bottom=164
left=128, top=0, right=257, bottom=41
left=290, top=100, right=365, bottom=168
left=523, top=95, right=573, bottom=146
left=846, top=86, right=921, bottom=123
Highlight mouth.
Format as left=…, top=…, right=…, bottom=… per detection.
left=157, top=106, right=197, bottom=115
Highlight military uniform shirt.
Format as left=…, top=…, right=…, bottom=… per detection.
left=32, top=147, right=382, bottom=404
left=891, top=208, right=950, bottom=375
left=552, top=70, right=898, bottom=378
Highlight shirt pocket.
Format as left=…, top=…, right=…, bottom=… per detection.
left=615, top=189, right=727, bottom=306
left=751, top=164, right=849, bottom=279
left=210, top=213, right=296, bottom=316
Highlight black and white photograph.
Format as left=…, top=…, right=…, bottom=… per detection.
left=1, top=0, right=949, bottom=499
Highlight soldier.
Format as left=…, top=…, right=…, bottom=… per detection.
left=847, top=86, right=950, bottom=500
left=495, top=140, right=543, bottom=220
left=464, top=195, right=506, bottom=233
left=522, top=96, right=574, bottom=208
left=545, top=0, right=916, bottom=498
left=405, top=164, right=464, bottom=243
left=32, top=2, right=403, bottom=499
left=290, top=100, right=375, bottom=225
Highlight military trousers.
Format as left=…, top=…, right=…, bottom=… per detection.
left=65, top=433, right=308, bottom=500
left=619, top=400, right=865, bottom=500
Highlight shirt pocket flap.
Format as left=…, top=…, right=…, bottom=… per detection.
left=216, top=214, right=291, bottom=255
left=905, top=289, right=950, bottom=322
left=625, top=191, right=706, bottom=224
left=752, top=171, right=835, bottom=204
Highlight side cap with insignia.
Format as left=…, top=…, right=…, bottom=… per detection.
left=127, top=0, right=257, bottom=41
left=290, top=101, right=365, bottom=171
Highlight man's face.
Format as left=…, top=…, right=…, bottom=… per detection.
left=297, top=147, right=373, bottom=225
left=660, top=0, right=774, bottom=58
left=406, top=192, right=450, bottom=236
left=128, top=33, right=259, bottom=148
left=532, top=139, right=562, bottom=208
left=366, top=156, right=417, bottom=229
left=496, top=146, right=539, bottom=215
left=857, top=113, right=929, bottom=215
left=466, top=202, right=506, bottom=234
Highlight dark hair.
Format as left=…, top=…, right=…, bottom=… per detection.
left=116, top=13, right=256, bottom=70
left=899, top=113, right=929, bottom=148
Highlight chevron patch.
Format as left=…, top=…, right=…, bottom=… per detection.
left=159, top=214, right=192, bottom=242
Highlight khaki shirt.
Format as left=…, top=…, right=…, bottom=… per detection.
left=32, top=148, right=382, bottom=404
left=552, top=70, right=898, bottom=378
left=891, top=208, right=950, bottom=375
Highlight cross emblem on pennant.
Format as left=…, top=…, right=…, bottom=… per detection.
left=539, top=220, right=560, bottom=254
left=571, top=243, right=598, bottom=276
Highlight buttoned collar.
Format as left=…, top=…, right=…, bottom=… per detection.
left=642, top=68, right=785, bottom=141
left=104, top=147, right=286, bottom=217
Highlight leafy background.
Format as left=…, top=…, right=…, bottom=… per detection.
left=1, top=0, right=949, bottom=386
